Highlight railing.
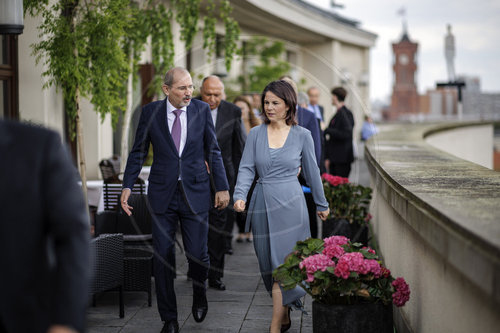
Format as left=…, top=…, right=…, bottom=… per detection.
left=364, top=121, right=500, bottom=333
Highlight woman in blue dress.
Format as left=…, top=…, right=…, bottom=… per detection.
left=234, top=80, right=329, bottom=333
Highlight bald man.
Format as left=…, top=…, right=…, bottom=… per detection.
left=200, top=75, right=245, bottom=290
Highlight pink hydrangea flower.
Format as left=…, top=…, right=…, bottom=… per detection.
left=334, top=259, right=350, bottom=279
left=299, top=254, right=335, bottom=282
left=338, top=252, right=365, bottom=273
left=364, top=259, right=382, bottom=277
left=324, top=235, right=349, bottom=247
left=323, top=244, right=345, bottom=259
left=392, top=277, right=410, bottom=307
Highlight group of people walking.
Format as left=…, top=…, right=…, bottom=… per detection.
left=119, top=67, right=356, bottom=333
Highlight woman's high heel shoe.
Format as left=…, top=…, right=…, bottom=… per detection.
left=281, top=307, right=291, bottom=332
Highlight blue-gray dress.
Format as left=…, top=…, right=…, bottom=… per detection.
left=233, top=124, right=328, bottom=307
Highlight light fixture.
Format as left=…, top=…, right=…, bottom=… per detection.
left=0, top=0, right=24, bottom=34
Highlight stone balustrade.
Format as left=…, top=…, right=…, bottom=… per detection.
left=365, top=122, right=500, bottom=333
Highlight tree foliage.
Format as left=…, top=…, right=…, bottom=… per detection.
left=24, top=0, right=240, bottom=135
left=239, top=36, right=291, bottom=93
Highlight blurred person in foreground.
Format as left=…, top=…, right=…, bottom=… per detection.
left=233, top=80, right=329, bottom=333
left=120, top=67, right=229, bottom=333
left=324, top=87, right=354, bottom=178
left=0, top=119, right=90, bottom=333
left=199, top=75, right=245, bottom=290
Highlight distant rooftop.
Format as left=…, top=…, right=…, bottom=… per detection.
left=291, top=0, right=360, bottom=27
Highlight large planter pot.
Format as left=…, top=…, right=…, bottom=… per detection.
left=322, top=218, right=368, bottom=245
left=312, top=301, right=393, bottom=333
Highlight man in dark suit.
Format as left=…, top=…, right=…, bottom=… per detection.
left=307, top=86, right=324, bottom=127
left=324, top=87, right=355, bottom=178
left=200, top=75, right=245, bottom=291
left=0, top=120, right=90, bottom=333
left=307, top=86, right=326, bottom=173
left=120, top=67, right=229, bottom=333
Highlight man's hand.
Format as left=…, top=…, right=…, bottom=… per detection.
left=120, top=188, right=133, bottom=216
left=214, top=190, right=230, bottom=210
left=233, top=199, right=246, bottom=212
left=317, top=208, right=330, bottom=221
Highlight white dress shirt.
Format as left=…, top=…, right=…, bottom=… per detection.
left=166, top=98, right=188, bottom=156
left=210, top=107, right=218, bottom=127
left=308, top=103, right=323, bottom=121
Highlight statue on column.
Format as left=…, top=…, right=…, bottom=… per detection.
left=445, top=24, right=456, bottom=82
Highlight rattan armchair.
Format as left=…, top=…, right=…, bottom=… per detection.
left=90, top=234, right=124, bottom=318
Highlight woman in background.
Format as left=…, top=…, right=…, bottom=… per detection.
left=234, top=95, right=261, bottom=134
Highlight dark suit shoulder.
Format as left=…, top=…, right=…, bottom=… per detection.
left=1, top=119, right=60, bottom=147
left=190, top=98, right=210, bottom=110
left=219, top=100, right=242, bottom=117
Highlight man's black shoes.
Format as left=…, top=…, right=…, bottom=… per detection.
left=192, top=298, right=208, bottom=323
left=208, top=278, right=226, bottom=291
left=161, top=320, right=179, bottom=333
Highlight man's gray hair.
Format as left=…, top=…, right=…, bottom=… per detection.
left=297, top=91, right=309, bottom=106
left=164, top=67, right=190, bottom=86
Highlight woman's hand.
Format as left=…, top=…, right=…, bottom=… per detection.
left=317, top=208, right=330, bottom=221
left=234, top=199, right=246, bottom=212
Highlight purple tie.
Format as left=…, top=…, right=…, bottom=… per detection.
left=172, top=109, right=182, bottom=153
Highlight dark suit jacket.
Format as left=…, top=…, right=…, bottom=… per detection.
left=0, top=120, right=90, bottom=333
left=213, top=100, right=245, bottom=195
left=324, top=105, right=355, bottom=164
left=123, top=98, right=229, bottom=214
left=297, top=106, right=321, bottom=167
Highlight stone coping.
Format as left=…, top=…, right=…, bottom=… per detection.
left=364, top=122, right=500, bottom=305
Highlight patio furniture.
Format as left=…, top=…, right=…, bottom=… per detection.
left=90, top=234, right=124, bottom=318
left=124, top=247, right=153, bottom=306
left=102, top=179, right=145, bottom=211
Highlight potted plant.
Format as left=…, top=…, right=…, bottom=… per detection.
left=321, top=173, right=372, bottom=243
left=273, top=236, right=410, bottom=333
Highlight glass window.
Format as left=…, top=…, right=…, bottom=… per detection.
left=0, top=80, right=6, bottom=119
left=0, top=34, right=18, bottom=119
left=0, top=35, right=7, bottom=64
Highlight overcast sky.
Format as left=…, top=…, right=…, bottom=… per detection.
left=305, top=0, right=500, bottom=103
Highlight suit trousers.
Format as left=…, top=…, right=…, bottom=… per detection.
left=208, top=206, right=228, bottom=280
left=304, top=192, right=318, bottom=238
left=329, top=162, right=352, bottom=178
left=152, top=182, right=209, bottom=321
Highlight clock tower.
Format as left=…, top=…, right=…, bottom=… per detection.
left=385, top=25, right=420, bottom=120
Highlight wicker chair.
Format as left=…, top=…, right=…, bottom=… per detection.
left=95, top=194, right=152, bottom=248
left=95, top=195, right=154, bottom=305
left=123, top=247, right=153, bottom=306
left=90, top=234, right=124, bottom=318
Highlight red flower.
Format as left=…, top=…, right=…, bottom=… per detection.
left=392, top=277, right=411, bottom=307
left=322, top=173, right=349, bottom=186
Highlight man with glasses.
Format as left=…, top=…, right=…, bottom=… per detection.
left=121, top=67, right=229, bottom=333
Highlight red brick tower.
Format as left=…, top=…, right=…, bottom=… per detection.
left=384, top=25, right=419, bottom=120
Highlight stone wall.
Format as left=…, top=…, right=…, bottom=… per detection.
left=365, top=122, right=500, bottom=333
